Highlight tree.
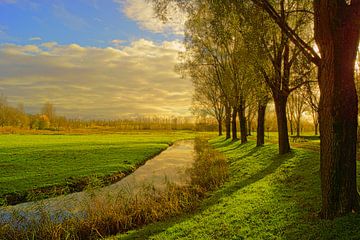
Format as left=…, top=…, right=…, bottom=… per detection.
left=304, top=81, right=320, bottom=136
left=41, top=102, right=56, bottom=126
left=190, top=68, right=225, bottom=136
left=242, top=0, right=313, bottom=153
left=151, top=0, right=360, bottom=218
left=288, top=89, right=307, bottom=137
left=249, top=0, right=360, bottom=219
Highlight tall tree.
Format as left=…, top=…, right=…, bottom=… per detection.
left=288, top=89, right=307, bottom=137
left=242, top=0, right=313, bottom=153
left=151, top=0, right=360, bottom=218
left=304, top=81, right=320, bottom=136
left=249, top=0, right=360, bottom=219
left=190, top=67, right=226, bottom=136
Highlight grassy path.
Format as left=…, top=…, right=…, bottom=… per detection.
left=114, top=137, right=360, bottom=240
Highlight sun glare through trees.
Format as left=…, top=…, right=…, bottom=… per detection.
left=0, top=0, right=360, bottom=239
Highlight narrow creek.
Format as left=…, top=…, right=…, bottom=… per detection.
left=0, top=140, right=195, bottom=225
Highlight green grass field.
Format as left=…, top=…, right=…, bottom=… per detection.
left=113, top=135, right=360, bottom=240
left=0, top=131, right=195, bottom=204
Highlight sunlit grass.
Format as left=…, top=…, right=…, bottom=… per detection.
left=0, top=136, right=228, bottom=240
left=113, top=136, right=360, bottom=240
left=0, top=131, right=196, bottom=204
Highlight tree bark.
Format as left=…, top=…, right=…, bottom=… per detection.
left=225, top=105, right=231, bottom=139
left=314, top=1, right=360, bottom=219
left=273, top=92, right=291, bottom=154
left=232, top=107, right=238, bottom=141
left=257, top=102, right=267, bottom=146
left=314, top=121, right=318, bottom=136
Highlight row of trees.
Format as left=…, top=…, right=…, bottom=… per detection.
left=151, top=0, right=360, bottom=219
left=0, top=96, right=207, bottom=131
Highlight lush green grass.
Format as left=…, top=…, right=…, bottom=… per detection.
left=0, top=131, right=195, bottom=203
left=113, top=136, right=360, bottom=240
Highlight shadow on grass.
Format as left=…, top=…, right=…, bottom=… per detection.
left=117, top=143, right=294, bottom=240
left=210, top=137, right=233, bottom=148
left=206, top=150, right=294, bottom=205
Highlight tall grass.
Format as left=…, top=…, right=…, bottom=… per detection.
left=0, top=137, right=228, bottom=239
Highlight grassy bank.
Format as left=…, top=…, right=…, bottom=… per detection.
left=0, top=137, right=228, bottom=239
left=113, top=137, right=360, bottom=240
left=0, top=131, right=195, bottom=205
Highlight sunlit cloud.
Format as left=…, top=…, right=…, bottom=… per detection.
left=0, top=39, right=191, bottom=119
left=116, top=0, right=185, bottom=35
left=111, top=39, right=127, bottom=47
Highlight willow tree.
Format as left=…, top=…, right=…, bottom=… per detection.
left=241, top=0, right=314, bottom=153
left=151, top=0, right=360, bottom=219
left=251, top=0, right=360, bottom=220
left=177, top=2, right=234, bottom=139
left=179, top=1, right=252, bottom=142
left=189, top=65, right=226, bottom=136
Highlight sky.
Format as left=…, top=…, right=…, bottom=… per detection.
left=0, top=0, right=190, bottom=119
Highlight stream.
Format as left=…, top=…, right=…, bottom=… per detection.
left=0, top=140, right=195, bottom=226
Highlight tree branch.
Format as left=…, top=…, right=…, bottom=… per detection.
left=249, top=0, right=321, bottom=66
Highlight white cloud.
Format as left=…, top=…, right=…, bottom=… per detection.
left=111, top=39, right=127, bottom=47
left=116, top=0, right=186, bottom=35
left=0, top=40, right=191, bottom=119
left=29, top=37, right=42, bottom=41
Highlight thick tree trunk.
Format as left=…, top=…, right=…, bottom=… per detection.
left=239, top=104, right=247, bottom=144
left=273, top=93, right=291, bottom=154
left=217, top=118, right=223, bottom=136
left=232, top=107, right=238, bottom=141
left=225, top=105, right=231, bottom=139
left=315, top=3, right=360, bottom=218
left=257, top=103, right=266, bottom=147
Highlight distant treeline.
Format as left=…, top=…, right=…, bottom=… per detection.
left=0, top=96, right=218, bottom=131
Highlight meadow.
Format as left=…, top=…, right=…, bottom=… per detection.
left=0, top=131, right=195, bottom=205
left=112, top=135, right=360, bottom=240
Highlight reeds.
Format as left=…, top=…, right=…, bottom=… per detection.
left=0, top=137, right=228, bottom=239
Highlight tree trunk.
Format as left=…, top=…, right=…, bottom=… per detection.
left=217, top=118, right=223, bottom=136
left=314, top=121, right=318, bottom=136
left=232, top=107, right=238, bottom=141
left=225, top=105, right=231, bottom=139
left=273, top=93, right=291, bottom=154
left=296, top=117, right=301, bottom=137
left=247, top=109, right=252, bottom=136
left=289, top=119, right=294, bottom=135
left=257, top=102, right=266, bottom=147
left=315, top=3, right=360, bottom=218
left=247, top=118, right=252, bottom=136
left=239, top=103, right=247, bottom=144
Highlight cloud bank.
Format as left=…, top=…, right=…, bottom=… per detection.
left=0, top=39, right=191, bottom=119
left=117, top=0, right=185, bottom=35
